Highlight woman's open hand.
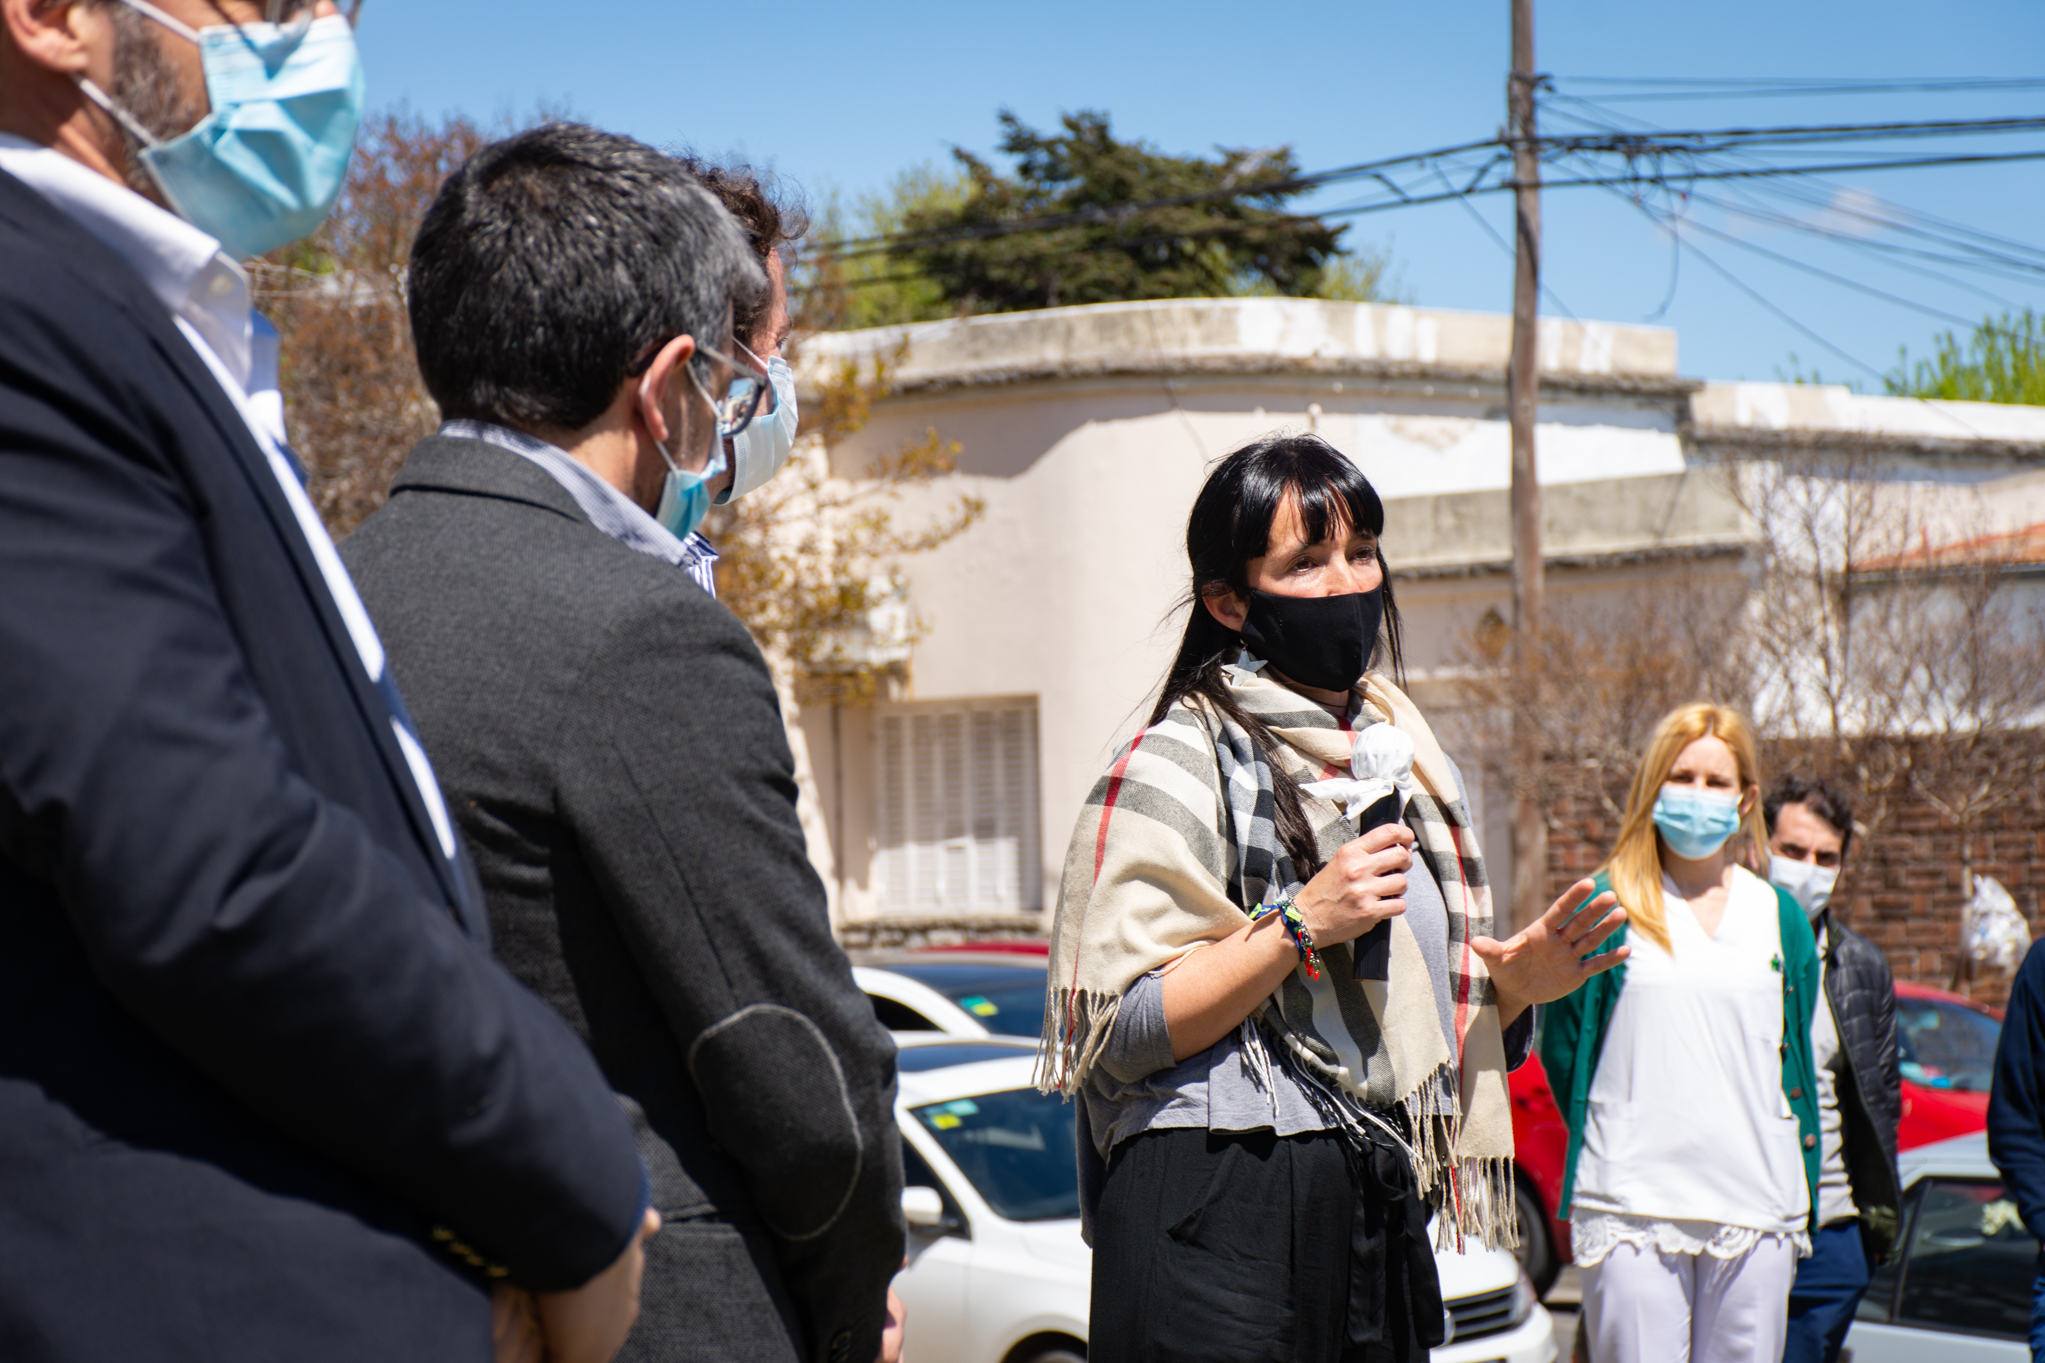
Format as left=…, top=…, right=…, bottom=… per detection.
left=1469, top=878, right=1631, bottom=1026
left=1293, top=823, right=1416, bottom=947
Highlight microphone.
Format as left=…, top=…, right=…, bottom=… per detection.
left=1299, top=721, right=1417, bottom=983
left=1349, top=792, right=1402, bottom=980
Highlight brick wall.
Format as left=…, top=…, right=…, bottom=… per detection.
left=1541, top=747, right=2045, bottom=1010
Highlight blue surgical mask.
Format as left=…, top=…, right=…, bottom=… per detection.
left=1652, top=786, right=1744, bottom=861
left=654, top=367, right=730, bottom=539
left=718, top=352, right=798, bottom=503
left=77, top=3, right=364, bottom=261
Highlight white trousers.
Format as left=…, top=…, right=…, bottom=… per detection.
left=1580, top=1237, right=1800, bottom=1363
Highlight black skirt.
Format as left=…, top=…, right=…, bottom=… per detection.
left=1088, top=1126, right=1443, bottom=1363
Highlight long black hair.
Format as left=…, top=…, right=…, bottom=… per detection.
left=1149, top=433, right=1405, bottom=880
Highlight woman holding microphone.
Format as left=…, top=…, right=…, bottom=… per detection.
left=1040, top=434, right=1629, bottom=1362
left=1541, top=703, right=1822, bottom=1363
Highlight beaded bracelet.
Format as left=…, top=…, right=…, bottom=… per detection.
left=1250, top=898, right=1321, bottom=980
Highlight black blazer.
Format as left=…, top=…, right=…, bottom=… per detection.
left=0, top=169, right=645, bottom=1361
left=342, top=435, right=906, bottom=1363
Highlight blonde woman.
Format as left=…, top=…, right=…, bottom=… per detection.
left=1540, top=704, right=1822, bottom=1363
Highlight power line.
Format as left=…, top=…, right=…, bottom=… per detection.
left=810, top=137, right=1506, bottom=258
left=808, top=146, right=2045, bottom=271
left=799, top=146, right=2045, bottom=303
left=1428, top=163, right=1578, bottom=319
left=1655, top=221, right=1886, bottom=379
left=804, top=115, right=2045, bottom=263
left=1634, top=200, right=1978, bottom=325
left=1536, top=114, right=2045, bottom=151
left=1566, top=75, right=2045, bottom=85
left=1676, top=187, right=2041, bottom=298
left=1544, top=90, right=2045, bottom=270
left=1556, top=76, right=2045, bottom=102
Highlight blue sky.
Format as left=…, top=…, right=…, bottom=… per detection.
left=354, top=0, right=2045, bottom=384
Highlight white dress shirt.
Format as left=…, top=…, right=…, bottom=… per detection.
left=438, top=419, right=721, bottom=597
left=0, top=135, right=458, bottom=861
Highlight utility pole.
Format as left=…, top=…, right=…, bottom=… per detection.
left=1506, top=0, right=1547, bottom=933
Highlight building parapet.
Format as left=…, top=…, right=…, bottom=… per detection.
left=835, top=913, right=1048, bottom=952
left=799, top=297, right=1682, bottom=397
left=1687, top=382, right=2045, bottom=463
left=1385, top=469, right=1752, bottom=576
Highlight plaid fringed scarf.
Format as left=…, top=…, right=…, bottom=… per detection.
left=1038, top=665, right=1516, bottom=1250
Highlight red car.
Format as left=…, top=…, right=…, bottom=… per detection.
left=1510, top=980, right=2005, bottom=1293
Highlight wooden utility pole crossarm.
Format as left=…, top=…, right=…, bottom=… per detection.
left=1507, top=0, right=1548, bottom=933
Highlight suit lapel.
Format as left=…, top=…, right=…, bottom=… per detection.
left=0, top=171, right=473, bottom=920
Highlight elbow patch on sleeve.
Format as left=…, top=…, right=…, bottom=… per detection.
left=687, top=1004, right=864, bottom=1242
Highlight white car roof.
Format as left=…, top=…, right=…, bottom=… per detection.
left=1898, top=1130, right=1994, bottom=1186
left=893, top=1039, right=1043, bottom=1108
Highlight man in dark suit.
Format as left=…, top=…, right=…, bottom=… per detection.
left=0, top=3, right=657, bottom=1360
left=341, top=125, right=907, bottom=1363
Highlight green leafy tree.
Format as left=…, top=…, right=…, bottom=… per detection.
left=891, top=110, right=1353, bottom=314
left=1885, top=309, right=2045, bottom=406
left=793, top=163, right=970, bottom=333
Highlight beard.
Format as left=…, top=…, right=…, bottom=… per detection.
left=103, top=5, right=207, bottom=201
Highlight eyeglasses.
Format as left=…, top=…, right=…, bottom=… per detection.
left=690, top=342, right=776, bottom=439
left=629, top=335, right=775, bottom=437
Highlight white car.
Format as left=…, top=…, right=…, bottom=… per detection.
left=853, top=952, right=1051, bottom=1041
left=1842, top=1130, right=2034, bottom=1361
left=890, top=1035, right=1556, bottom=1363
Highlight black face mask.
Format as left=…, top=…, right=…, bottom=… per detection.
left=1237, top=588, right=1383, bottom=693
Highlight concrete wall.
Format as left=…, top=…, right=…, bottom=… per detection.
left=787, top=300, right=2045, bottom=931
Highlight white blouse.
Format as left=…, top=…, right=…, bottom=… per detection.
left=1571, top=865, right=1811, bottom=1263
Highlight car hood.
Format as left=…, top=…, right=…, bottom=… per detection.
left=1899, top=1129, right=1992, bottom=1184
left=1010, top=1218, right=1092, bottom=1273
left=1431, top=1237, right=1522, bottom=1300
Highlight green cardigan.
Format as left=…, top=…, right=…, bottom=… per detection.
left=1537, top=869, right=1824, bottom=1231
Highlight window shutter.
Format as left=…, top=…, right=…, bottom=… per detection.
left=873, top=699, right=1040, bottom=914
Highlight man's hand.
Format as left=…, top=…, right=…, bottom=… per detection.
left=875, top=1286, right=906, bottom=1363
left=1470, top=878, right=1631, bottom=1026
left=534, top=1207, right=662, bottom=1363
left=492, top=1284, right=545, bottom=1363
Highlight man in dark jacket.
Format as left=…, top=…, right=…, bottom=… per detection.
left=0, top=4, right=654, bottom=1360
left=1991, top=941, right=2045, bottom=1363
left=1765, top=775, right=1902, bottom=1363
left=342, top=125, right=905, bottom=1363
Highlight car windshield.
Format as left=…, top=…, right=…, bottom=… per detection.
left=882, top=962, right=1046, bottom=1039
left=912, top=1086, right=1079, bottom=1223
left=1897, top=996, right=2001, bottom=1092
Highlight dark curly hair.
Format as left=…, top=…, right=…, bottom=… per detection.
left=671, top=157, right=809, bottom=346
left=1763, top=773, right=1856, bottom=855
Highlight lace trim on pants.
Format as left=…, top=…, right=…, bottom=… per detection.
left=1570, top=1211, right=1812, bottom=1266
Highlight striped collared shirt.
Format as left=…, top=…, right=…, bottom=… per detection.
left=440, top=420, right=718, bottom=597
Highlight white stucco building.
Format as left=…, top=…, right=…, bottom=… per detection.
left=783, top=298, right=2045, bottom=942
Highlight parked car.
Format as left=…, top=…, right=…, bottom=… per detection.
left=1894, top=979, right=2002, bottom=1145
left=890, top=1036, right=1558, bottom=1363
left=1507, top=979, right=2007, bottom=1297
left=1842, top=1130, right=2034, bottom=1361
left=853, top=951, right=1051, bottom=1040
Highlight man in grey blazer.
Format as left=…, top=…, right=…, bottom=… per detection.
left=342, top=124, right=905, bottom=1363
